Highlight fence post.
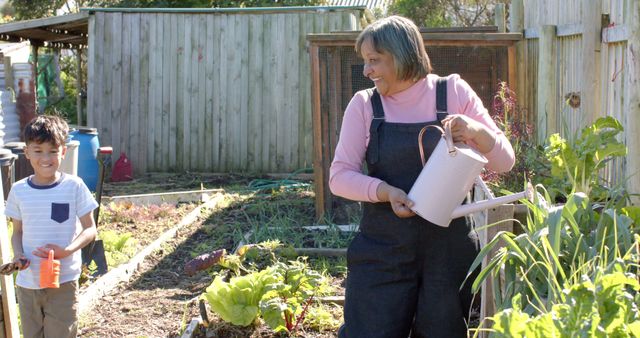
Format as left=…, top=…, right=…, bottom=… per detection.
left=509, top=0, right=526, bottom=122
left=536, top=25, right=557, bottom=142
left=626, top=0, right=640, bottom=205
left=581, top=0, right=602, bottom=125
left=0, top=178, right=20, bottom=338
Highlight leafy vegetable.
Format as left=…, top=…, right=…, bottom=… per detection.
left=202, top=268, right=278, bottom=326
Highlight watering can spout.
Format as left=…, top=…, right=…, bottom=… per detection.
left=450, top=182, right=535, bottom=219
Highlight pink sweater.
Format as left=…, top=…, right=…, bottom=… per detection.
left=329, top=74, right=515, bottom=202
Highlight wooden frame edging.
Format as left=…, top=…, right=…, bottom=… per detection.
left=77, top=193, right=224, bottom=315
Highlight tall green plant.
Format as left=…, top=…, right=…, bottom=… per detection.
left=490, top=270, right=640, bottom=337
left=467, top=188, right=640, bottom=316
left=544, top=116, right=627, bottom=201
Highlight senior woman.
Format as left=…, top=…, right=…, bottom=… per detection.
left=329, top=16, right=515, bottom=337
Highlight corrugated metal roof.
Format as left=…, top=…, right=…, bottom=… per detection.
left=326, top=0, right=390, bottom=11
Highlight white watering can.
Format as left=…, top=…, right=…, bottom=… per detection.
left=408, top=124, right=534, bottom=227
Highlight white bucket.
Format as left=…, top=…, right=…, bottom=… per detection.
left=408, top=125, right=488, bottom=227
left=60, top=140, right=80, bottom=176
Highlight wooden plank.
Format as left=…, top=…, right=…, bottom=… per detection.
left=138, top=13, right=150, bottom=174
left=106, top=189, right=224, bottom=205
left=275, top=13, right=287, bottom=172
left=120, top=13, right=132, bottom=164
left=238, top=15, right=249, bottom=171
left=247, top=14, right=263, bottom=172
left=227, top=15, right=240, bottom=171
left=154, top=14, right=164, bottom=170
left=536, top=25, right=557, bottom=142
left=300, top=13, right=315, bottom=171
left=86, top=13, right=96, bottom=128
left=169, top=14, right=178, bottom=169
left=284, top=13, right=298, bottom=171
left=110, top=13, right=122, bottom=164
left=218, top=15, right=228, bottom=171
left=625, top=0, right=640, bottom=204
left=581, top=0, right=602, bottom=126
left=161, top=13, right=171, bottom=170
left=203, top=14, right=214, bottom=170
left=0, top=204, right=19, bottom=338
left=129, top=13, right=141, bottom=175
left=479, top=204, right=515, bottom=331
left=181, top=14, right=192, bottom=170
left=263, top=15, right=275, bottom=171
left=211, top=15, right=221, bottom=170
left=147, top=14, right=157, bottom=170
left=189, top=14, right=200, bottom=170
left=197, top=14, right=208, bottom=171
left=310, top=43, right=324, bottom=220
left=175, top=14, right=185, bottom=171
left=98, top=12, right=109, bottom=143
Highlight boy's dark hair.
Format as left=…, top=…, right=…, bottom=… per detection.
left=23, top=115, right=69, bottom=147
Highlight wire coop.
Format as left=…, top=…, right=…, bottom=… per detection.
left=309, top=29, right=521, bottom=222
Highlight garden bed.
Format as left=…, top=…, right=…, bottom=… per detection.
left=77, top=173, right=345, bottom=337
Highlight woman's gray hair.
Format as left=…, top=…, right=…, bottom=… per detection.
left=356, top=15, right=432, bottom=81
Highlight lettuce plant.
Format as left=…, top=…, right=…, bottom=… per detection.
left=202, top=258, right=333, bottom=333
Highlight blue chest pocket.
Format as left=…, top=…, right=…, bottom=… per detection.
left=51, top=203, right=70, bottom=223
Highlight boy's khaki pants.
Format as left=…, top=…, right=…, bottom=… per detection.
left=17, top=281, right=78, bottom=338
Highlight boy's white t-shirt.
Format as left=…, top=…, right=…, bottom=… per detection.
left=5, top=173, right=98, bottom=289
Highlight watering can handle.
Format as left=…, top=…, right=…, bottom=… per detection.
left=417, top=123, right=456, bottom=166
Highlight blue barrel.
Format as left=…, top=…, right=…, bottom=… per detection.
left=69, top=128, right=100, bottom=192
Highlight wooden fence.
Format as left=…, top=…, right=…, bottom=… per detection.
left=511, top=0, right=640, bottom=202
left=86, top=7, right=365, bottom=174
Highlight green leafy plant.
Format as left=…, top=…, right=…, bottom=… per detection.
left=544, top=116, right=628, bottom=202
left=468, top=187, right=640, bottom=317
left=99, top=230, right=137, bottom=268
left=490, top=270, right=640, bottom=337
left=202, top=258, right=333, bottom=334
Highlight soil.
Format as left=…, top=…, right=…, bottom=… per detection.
left=77, top=173, right=344, bottom=338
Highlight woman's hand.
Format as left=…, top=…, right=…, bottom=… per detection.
left=377, top=182, right=416, bottom=218
left=442, top=114, right=496, bottom=153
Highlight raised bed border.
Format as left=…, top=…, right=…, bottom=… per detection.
left=78, top=192, right=225, bottom=315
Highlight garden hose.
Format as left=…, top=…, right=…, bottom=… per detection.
left=248, top=168, right=313, bottom=192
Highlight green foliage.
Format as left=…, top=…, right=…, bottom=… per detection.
left=203, top=268, right=278, bottom=326
left=303, top=303, right=342, bottom=331
left=468, top=188, right=640, bottom=316
left=544, top=116, right=627, bottom=202
left=202, top=258, right=333, bottom=333
left=7, top=0, right=67, bottom=20
left=490, top=272, right=640, bottom=337
left=99, top=230, right=137, bottom=267
left=387, top=0, right=451, bottom=28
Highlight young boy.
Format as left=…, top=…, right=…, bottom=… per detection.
left=6, top=115, right=98, bottom=338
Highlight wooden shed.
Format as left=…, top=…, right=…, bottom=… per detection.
left=86, top=7, right=367, bottom=174
left=308, top=29, right=521, bottom=221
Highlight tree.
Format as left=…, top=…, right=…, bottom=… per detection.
left=388, top=0, right=508, bottom=28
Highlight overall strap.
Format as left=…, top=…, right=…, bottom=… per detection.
left=436, top=77, right=448, bottom=123
left=367, top=88, right=384, bottom=164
